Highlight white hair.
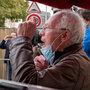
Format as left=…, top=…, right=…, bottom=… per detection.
left=55, top=10, right=86, bottom=45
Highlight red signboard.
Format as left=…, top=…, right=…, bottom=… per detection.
left=26, top=13, right=42, bottom=28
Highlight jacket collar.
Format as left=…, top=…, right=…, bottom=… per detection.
left=53, top=43, right=82, bottom=64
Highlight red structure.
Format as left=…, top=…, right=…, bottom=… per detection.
left=29, top=0, right=90, bottom=10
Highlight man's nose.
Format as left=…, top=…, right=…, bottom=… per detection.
left=39, top=30, right=45, bottom=36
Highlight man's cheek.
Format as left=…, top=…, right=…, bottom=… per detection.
left=41, top=36, right=45, bottom=42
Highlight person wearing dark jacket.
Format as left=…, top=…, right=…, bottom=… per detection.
left=0, top=33, right=16, bottom=80
left=0, top=39, right=10, bottom=59
left=9, top=10, right=90, bottom=90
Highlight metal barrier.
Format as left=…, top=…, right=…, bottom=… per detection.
left=0, top=58, right=11, bottom=80
left=0, top=79, right=57, bottom=90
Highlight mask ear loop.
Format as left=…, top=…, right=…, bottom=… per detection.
left=48, top=33, right=63, bottom=65
left=51, top=29, right=68, bottom=52
left=50, top=32, right=63, bottom=52
left=40, top=33, right=61, bottom=64
left=44, top=32, right=62, bottom=65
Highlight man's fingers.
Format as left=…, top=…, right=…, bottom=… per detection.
left=27, top=17, right=36, bottom=28
left=17, top=20, right=36, bottom=39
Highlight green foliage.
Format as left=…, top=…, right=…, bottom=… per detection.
left=0, top=0, right=28, bottom=27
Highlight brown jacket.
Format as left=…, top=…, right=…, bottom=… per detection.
left=10, top=37, right=90, bottom=90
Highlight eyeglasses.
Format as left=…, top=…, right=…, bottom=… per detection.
left=42, top=27, right=54, bottom=33
left=42, top=24, right=68, bottom=33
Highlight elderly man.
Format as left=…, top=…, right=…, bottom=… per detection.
left=10, top=10, right=90, bottom=90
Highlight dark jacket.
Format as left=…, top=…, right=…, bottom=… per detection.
left=0, top=40, right=10, bottom=59
left=0, top=39, right=12, bottom=80
left=10, top=37, right=90, bottom=90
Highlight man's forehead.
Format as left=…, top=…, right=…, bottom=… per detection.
left=44, top=19, right=56, bottom=27
left=43, top=13, right=61, bottom=29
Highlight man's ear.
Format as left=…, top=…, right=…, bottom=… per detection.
left=61, top=30, right=70, bottom=42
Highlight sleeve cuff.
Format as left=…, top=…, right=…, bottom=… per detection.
left=9, top=36, right=32, bottom=49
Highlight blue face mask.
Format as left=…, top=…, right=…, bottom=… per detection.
left=40, top=45, right=55, bottom=64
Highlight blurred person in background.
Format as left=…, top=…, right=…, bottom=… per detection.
left=80, top=10, right=90, bottom=58
left=0, top=32, right=16, bottom=80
